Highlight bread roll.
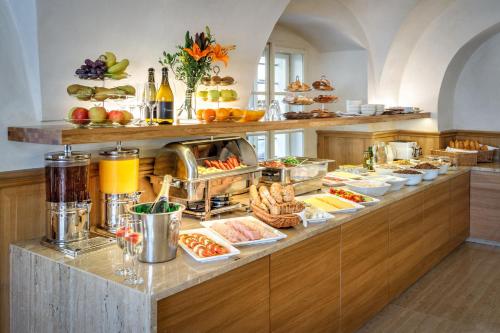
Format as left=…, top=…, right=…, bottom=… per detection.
left=259, top=185, right=276, bottom=205
left=282, top=185, right=295, bottom=202
left=270, top=183, right=283, bottom=203
left=449, top=140, right=455, bottom=148
left=249, top=185, right=260, bottom=205
left=256, top=202, right=269, bottom=212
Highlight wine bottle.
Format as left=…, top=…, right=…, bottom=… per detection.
left=145, top=68, right=156, bottom=124
left=149, top=175, right=172, bottom=214
left=156, top=67, right=174, bottom=124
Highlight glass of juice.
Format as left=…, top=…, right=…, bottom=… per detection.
left=124, top=219, right=145, bottom=285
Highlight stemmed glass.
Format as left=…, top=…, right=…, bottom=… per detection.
left=268, top=100, right=282, bottom=121
left=143, top=82, right=158, bottom=126
left=124, top=219, right=145, bottom=285
left=114, top=214, right=131, bottom=276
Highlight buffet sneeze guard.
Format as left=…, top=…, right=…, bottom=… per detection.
left=151, top=137, right=262, bottom=219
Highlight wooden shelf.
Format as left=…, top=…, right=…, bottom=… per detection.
left=8, top=112, right=431, bottom=145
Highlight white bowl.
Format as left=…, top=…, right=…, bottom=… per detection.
left=412, top=168, right=439, bottom=181
left=344, top=180, right=391, bottom=196
left=365, top=175, right=407, bottom=191
left=374, top=165, right=400, bottom=175
left=438, top=164, right=449, bottom=174
left=392, top=171, right=423, bottom=186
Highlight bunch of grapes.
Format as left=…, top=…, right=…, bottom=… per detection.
left=75, top=58, right=107, bottom=80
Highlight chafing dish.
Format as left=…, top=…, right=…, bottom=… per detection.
left=151, top=137, right=262, bottom=219
left=260, top=157, right=334, bottom=195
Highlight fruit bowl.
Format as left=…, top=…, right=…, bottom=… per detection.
left=64, top=118, right=138, bottom=128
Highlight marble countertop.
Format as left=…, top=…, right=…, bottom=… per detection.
left=12, top=168, right=470, bottom=301
left=472, top=161, right=500, bottom=173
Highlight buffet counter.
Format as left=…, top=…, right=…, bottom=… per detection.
left=10, top=168, right=470, bottom=333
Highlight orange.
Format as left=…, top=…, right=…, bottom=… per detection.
left=196, top=109, right=204, bottom=120
left=215, top=108, right=230, bottom=121
left=203, top=109, right=216, bottom=122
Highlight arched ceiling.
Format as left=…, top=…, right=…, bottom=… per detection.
left=277, top=0, right=367, bottom=52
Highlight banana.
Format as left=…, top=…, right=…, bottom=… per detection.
left=107, top=59, right=129, bottom=74
left=104, top=52, right=116, bottom=67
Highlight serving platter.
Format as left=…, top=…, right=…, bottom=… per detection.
left=296, top=192, right=364, bottom=214
left=326, top=187, right=380, bottom=206
left=200, top=216, right=287, bottom=246
left=178, top=228, right=240, bottom=263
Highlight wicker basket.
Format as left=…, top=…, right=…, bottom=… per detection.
left=477, top=149, right=495, bottom=163
left=251, top=202, right=305, bottom=228
left=430, top=149, right=477, bottom=166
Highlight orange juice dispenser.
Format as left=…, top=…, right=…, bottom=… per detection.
left=99, top=143, right=141, bottom=233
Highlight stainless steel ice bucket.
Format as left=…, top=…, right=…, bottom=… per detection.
left=129, top=203, right=185, bottom=263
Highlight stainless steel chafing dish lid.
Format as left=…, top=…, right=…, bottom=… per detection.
left=154, top=136, right=258, bottom=181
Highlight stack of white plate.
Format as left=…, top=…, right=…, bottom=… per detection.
left=346, top=100, right=362, bottom=115
left=375, top=104, right=385, bottom=115
left=360, top=104, right=376, bottom=116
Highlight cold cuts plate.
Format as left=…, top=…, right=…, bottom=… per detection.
left=201, top=216, right=287, bottom=246
left=179, top=228, right=240, bottom=263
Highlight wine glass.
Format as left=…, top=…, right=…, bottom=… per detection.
left=124, top=219, right=145, bottom=285
left=143, top=82, right=158, bottom=126
left=114, top=214, right=131, bottom=276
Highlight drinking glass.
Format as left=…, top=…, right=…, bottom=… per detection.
left=124, top=219, right=145, bottom=285
left=114, top=214, right=131, bottom=276
left=268, top=100, right=282, bottom=121
left=143, top=83, right=158, bottom=126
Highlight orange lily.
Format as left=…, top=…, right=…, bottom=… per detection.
left=184, top=43, right=211, bottom=61
left=209, top=44, right=234, bottom=67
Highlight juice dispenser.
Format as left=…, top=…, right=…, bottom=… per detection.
left=45, top=148, right=91, bottom=244
left=99, top=143, right=141, bottom=232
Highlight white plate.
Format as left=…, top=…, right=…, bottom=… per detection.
left=301, top=207, right=334, bottom=226
left=344, top=180, right=391, bottom=196
left=200, top=216, right=287, bottom=246
left=297, top=193, right=364, bottom=214
left=179, top=228, right=240, bottom=263
left=326, top=187, right=380, bottom=206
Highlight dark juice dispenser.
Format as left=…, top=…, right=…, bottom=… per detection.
left=45, top=149, right=91, bottom=244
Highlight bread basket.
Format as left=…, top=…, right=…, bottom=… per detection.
left=251, top=201, right=305, bottom=228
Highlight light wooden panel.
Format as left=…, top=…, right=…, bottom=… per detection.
left=341, top=209, right=389, bottom=333
left=388, top=192, right=425, bottom=300
left=0, top=178, right=46, bottom=333
left=397, top=131, right=441, bottom=156
left=157, top=257, right=270, bottom=333
left=421, top=180, right=451, bottom=271
left=270, top=227, right=340, bottom=333
left=316, top=130, right=398, bottom=167
left=450, top=172, right=470, bottom=248
left=470, top=171, right=500, bottom=242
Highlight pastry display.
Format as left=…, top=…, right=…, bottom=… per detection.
left=312, top=76, right=334, bottom=91
left=283, top=112, right=314, bottom=119
left=286, top=78, right=311, bottom=92
left=313, top=95, right=338, bottom=103
left=310, top=109, right=337, bottom=118
left=283, top=95, right=314, bottom=105
left=448, top=139, right=489, bottom=151
left=201, top=75, right=235, bottom=86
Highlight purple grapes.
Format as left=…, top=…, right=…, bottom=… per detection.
left=75, top=56, right=108, bottom=79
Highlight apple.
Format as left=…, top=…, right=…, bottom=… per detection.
left=120, top=110, right=133, bottom=125
left=68, top=107, right=89, bottom=125
left=108, top=110, right=124, bottom=124
left=88, top=106, right=107, bottom=123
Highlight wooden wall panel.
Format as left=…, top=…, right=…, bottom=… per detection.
left=341, top=209, right=389, bottom=333
left=470, top=171, right=499, bottom=242
left=388, top=192, right=425, bottom=300
left=317, top=129, right=500, bottom=164
left=421, top=180, right=451, bottom=271
left=270, top=227, right=340, bottom=333
left=450, top=172, right=470, bottom=245
left=0, top=175, right=46, bottom=333
left=157, top=257, right=270, bottom=333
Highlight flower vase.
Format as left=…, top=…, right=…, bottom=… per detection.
left=178, top=87, right=196, bottom=120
